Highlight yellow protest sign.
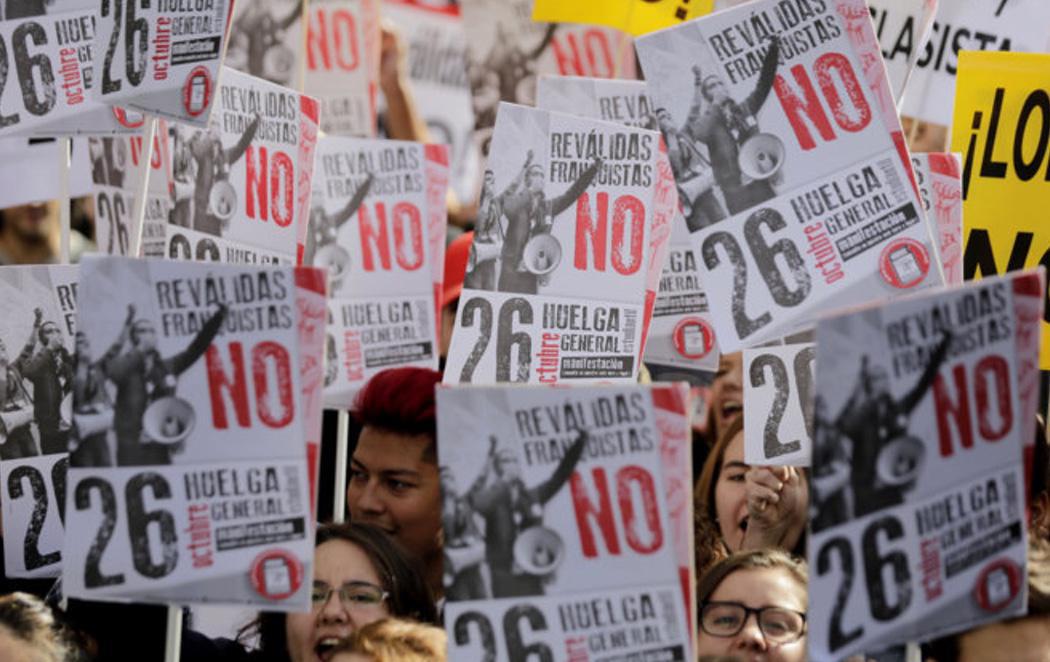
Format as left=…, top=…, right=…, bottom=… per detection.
left=951, top=51, right=1050, bottom=369
left=532, top=0, right=715, bottom=37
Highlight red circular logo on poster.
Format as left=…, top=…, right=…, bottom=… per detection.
left=672, top=317, right=715, bottom=360
left=973, top=558, right=1022, bottom=613
left=879, top=238, right=930, bottom=289
left=112, top=107, right=145, bottom=128
left=183, top=67, right=212, bottom=118
left=250, top=549, right=304, bottom=601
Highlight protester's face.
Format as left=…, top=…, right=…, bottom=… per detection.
left=286, top=539, right=389, bottom=662
left=483, top=171, right=495, bottom=191
left=954, top=614, right=1050, bottom=662
left=698, top=567, right=807, bottom=662
left=133, top=322, right=157, bottom=351
left=75, top=332, right=90, bottom=358
left=706, top=78, right=730, bottom=104
left=526, top=171, right=544, bottom=193
left=0, top=623, right=43, bottom=662
left=714, top=431, right=749, bottom=552
left=2, top=201, right=56, bottom=242
left=655, top=109, right=675, bottom=132
left=497, top=453, right=522, bottom=482
left=40, top=323, right=61, bottom=350
left=868, top=366, right=890, bottom=397
left=347, top=427, right=442, bottom=561
left=710, top=352, right=744, bottom=440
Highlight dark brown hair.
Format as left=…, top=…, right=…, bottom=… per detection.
left=239, top=522, right=437, bottom=659
left=697, top=548, right=808, bottom=606
left=693, top=416, right=744, bottom=575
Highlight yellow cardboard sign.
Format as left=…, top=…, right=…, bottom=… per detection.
left=951, top=51, right=1050, bottom=369
left=532, top=0, right=715, bottom=37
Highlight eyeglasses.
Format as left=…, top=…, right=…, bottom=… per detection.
left=700, top=602, right=806, bottom=644
left=310, top=581, right=389, bottom=612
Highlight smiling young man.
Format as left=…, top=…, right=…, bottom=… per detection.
left=347, top=368, right=444, bottom=598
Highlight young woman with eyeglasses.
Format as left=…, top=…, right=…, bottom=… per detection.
left=238, top=523, right=437, bottom=662
left=696, top=548, right=808, bottom=662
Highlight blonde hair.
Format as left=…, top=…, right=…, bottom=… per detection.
left=333, top=618, right=446, bottom=662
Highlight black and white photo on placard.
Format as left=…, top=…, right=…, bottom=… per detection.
left=440, top=430, right=586, bottom=600
left=170, top=117, right=261, bottom=239
left=74, top=301, right=227, bottom=468
left=465, top=147, right=602, bottom=297
left=810, top=329, right=952, bottom=532
left=650, top=33, right=783, bottom=231
left=227, top=0, right=305, bottom=87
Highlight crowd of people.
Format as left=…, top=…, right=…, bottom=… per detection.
left=0, top=7, right=1047, bottom=662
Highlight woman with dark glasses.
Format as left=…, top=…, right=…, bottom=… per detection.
left=697, top=549, right=808, bottom=662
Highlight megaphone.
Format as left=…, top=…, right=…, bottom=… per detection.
left=209, top=180, right=238, bottom=229
left=738, top=132, right=785, bottom=181
left=264, top=45, right=295, bottom=83
left=468, top=241, right=500, bottom=273
left=513, top=525, right=565, bottom=576
left=0, top=408, right=33, bottom=445
left=876, top=434, right=925, bottom=487
left=143, top=396, right=196, bottom=446
left=74, top=409, right=114, bottom=439
left=522, top=234, right=562, bottom=276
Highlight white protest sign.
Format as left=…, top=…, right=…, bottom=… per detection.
left=808, top=269, right=1043, bottom=659
left=743, top=342, right=814, bottom=466
left=90, top=0, right=235, bottom=126
left=308, top=136, right=446, bottom=407
left=438, top=384, right=693, bottom=661
left=870, top=0, right=1050, bottom=128
left=304, top=0, right=380, bottom=137
left=636, top=0, right=942, bottom=352
left=167, top=67, right=320, bottom=265
left=227, top=0, right=306, bottom=90
left=381, top=0, right=477, bottom=201
left=537, top=75, right=718, bottom=375
left=444, top=103, right=667, bottom=385
left=0, top=1, right=142, bottom=137
left=63, top=256, right=323, bottom=610
left=0, top=264, right=78, bottom=578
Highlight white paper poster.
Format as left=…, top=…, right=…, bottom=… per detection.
left=63, top=256, right=324, bottom=610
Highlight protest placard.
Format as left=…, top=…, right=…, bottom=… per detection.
left=381, top=0, right=478, bottom=202
left=443, top=103, right=670, bottom=384
left=537, top=75, right=717, bottom=375
left=166, top=67, right=319, bottom=266
left=0, top=0, right=143, bottom=137
left=866, top=0, right=937, bottom=105
left=308, top=136, right=446, bottom=407
left=0, top=265, right=78, bottom=578
left=304, top=0, right=380, bottom=137
left=460, top=0, right=634, bottom=198
left=438, top=383, right=693, bottom=661
left=0, top=137, right=93, bottom=208
left=808, top=269, right=1044, bottom=659
left=871, top=0, right=1050, bottom=132
left=911, top=152, right=961, bottom=286
left=951, top=51, right=1050, bottom=371
left=636, top=0, right=943, bottom=352
left=63, top=256, right=324, bottom=610
left=88, top=122, right=174, bottom=257
left=90, top=0, right=235, bottom=126
left=227, top=0, right=306, bottom=91
left=743, top=341, right=814, bottom=467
